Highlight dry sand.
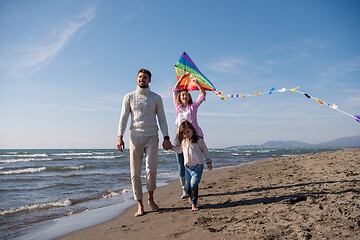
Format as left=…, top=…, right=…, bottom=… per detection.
left=57, top=148, right=360, bottom=239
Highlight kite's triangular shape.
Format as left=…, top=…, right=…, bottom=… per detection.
left=175, top=52, right=216, bottom=91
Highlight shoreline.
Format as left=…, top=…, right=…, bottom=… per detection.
left=57, top=148, right=360, bottom=239
left=23, top=163, right=254, bottom=240
left=18, top=174, right=179, bottom=240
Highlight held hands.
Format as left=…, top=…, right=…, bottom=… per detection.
left=162, top=139, right=172, bottom=150
left=207, top=162, right=213, bottom=170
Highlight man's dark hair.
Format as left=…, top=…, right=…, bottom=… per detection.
left=138, top=68, right=152, bottom=79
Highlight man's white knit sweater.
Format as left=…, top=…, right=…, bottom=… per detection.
left=118, top=86, right=169, bottom=137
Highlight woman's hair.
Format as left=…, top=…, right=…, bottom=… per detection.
left=176, top=89, right=193, bottom=105
left=176, top=120, right=199, bottom=146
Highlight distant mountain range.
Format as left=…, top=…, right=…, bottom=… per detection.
left=228, top=135, right=360, bottom=148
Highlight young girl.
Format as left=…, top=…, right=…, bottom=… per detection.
left=172, top=73, right=207, bottom=199
left=170, top=120, right=212, bottom=211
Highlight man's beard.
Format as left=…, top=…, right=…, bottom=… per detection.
left=139, top=84, right=149, bottom=88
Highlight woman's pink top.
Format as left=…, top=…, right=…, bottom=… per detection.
left=172, top=88, right=205, bottom=137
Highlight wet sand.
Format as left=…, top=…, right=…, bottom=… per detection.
left=57, top=148, right=360, bottom=239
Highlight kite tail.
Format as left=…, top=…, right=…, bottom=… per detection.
left=216, top=87, right=360, bottom=123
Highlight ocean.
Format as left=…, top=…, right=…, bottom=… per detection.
left=0, top=148, right=340, bottom=239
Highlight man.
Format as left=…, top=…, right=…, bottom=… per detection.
left=117, top=68, right=172, bottom=216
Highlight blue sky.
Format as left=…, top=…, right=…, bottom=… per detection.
left=1, top=0, right=359, bottom=149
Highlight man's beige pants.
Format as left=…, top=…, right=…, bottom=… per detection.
left=129, top=135, right=159, bottom=200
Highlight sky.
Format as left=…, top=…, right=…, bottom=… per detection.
left=0, top=0, right=359, bottom=149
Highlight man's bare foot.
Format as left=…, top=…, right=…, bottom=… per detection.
left=148, top=199, right=159, bottom=211
left=148, top=191, right=159, bottom=211
left=134, top=208, right=144, bottom=216
left=191, top=204, right=199, bottom=211
left=135, top=201, right=145, bottom=216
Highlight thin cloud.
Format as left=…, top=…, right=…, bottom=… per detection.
left=38, top=92, right=123, bottom=112
left=124, top=6, right=145, bottom=22
left=320, top=56, right=360, bottom=80
left=268, top=38, right=329, bottom=60
left=347, top=96, right=360, bottom=107
left=9, top=7, right=96, bottom=76
left=206, top=58, right=250, bottom=74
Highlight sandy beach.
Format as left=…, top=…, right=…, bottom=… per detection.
left=57, top=148, right=360, bottom=240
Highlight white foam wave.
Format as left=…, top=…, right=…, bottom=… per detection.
left=3, top=152, right=19, bottom=155
left=231, top=153, right=241, bottom=156
left=0, top=197, right=71, bottom=216
left=0, top=158, right=53, bottom=163
left=92, top=152, right=114, bottom=155
left=256, top=150, right=271, bottom=153
left=121, top=187, right=132, bottom=194
left=158, top=172, right=177, bottom=176
left=51, top=153, right=92, bottom=156
left=0, top=167, right=46, bottom=175
left=64, top=208, right=89, bottom=216
left=63, top=165, right=87, bottom=170
left=12, top=154, right=48, bottom=158
left=102, top=190, right=121, bottom=199
left=75, top=156, right=116, bottom=159
left=139, top=172, right=176, bottom=178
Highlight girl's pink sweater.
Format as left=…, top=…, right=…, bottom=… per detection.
left=172, top=88, right=205, bottom=137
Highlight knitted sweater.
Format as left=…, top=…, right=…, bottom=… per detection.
left=118, top=86, right=169, bottom=137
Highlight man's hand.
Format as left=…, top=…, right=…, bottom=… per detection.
left=116, top=136, right=125, bottom=152
left=162, top=139, right=172, bottom=150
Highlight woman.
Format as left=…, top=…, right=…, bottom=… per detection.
left=172, top=72, right=207, bottom=198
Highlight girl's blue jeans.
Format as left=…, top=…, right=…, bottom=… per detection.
left=175, top=152, right=185, bottom=178
left=185, top=164, right=204, bottom=205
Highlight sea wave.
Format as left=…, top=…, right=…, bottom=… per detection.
left=0, top=153, right=48, bottom=158
left=0, top=197, right=71, bottom=216
left=92, top=152, right=116, bottom=155
left=158, top=171, right=177, bottom=176
left=45, top=165, right=91, bottom=172
left=256, top=150, right=271, bottom=153
left=231, top=153, right=242, bottom=156
left=101, top=187, right=132, bottom=199
left=63, top=165, right=89, bottom=170
left=101, top=190, right=121, bottom=199
left=51, top=153, right=93, bottom=156
left=74, top=156, right=117, bottom=159
left=0, top=158, right=53, bottom=163
left=0, top=167, right=46, bottom=175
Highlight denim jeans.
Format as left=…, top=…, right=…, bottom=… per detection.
left=175, top=152, right=185, bottom=178
left=185, top=164, right=204, bottom=205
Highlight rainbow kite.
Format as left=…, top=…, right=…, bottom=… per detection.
left=175, top=52, right=216, bottom=91
left=174, top=52, right=359, bottom=123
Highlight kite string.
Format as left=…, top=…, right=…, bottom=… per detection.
left=293, top=89, right=355, bottom=119
left=215, top=87, right=360, bottom=122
